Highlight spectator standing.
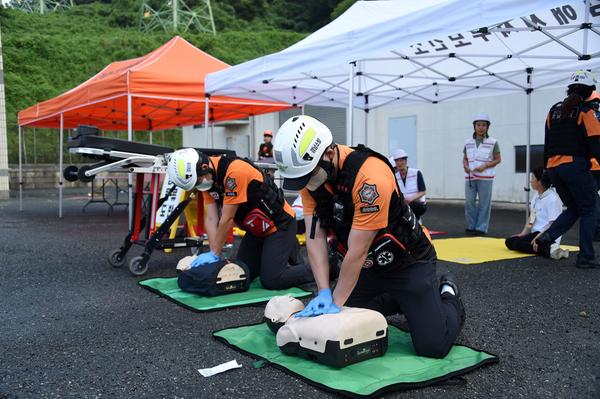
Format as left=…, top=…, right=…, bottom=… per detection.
left=258, top=130, right=274, bottom=161
left=463, top=113, right=501, bottom=235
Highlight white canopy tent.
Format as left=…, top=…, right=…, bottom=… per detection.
left=206, top=0, right=600, bottom=210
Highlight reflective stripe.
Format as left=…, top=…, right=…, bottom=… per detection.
left=396, top=168, right=426, bottom=203
left=465, top=137, right=497, bottom=180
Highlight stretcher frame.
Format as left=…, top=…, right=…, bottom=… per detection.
left=66, top=134, right=234, bottom=276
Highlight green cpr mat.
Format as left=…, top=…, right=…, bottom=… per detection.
left=138, top=278, right=312, bottom=312
left=214, top=322, right=498, bottom=398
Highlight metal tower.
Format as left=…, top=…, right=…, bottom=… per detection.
left=7, top=0, right=74, bottom=14
left=140, top=0, right=216, bottom=35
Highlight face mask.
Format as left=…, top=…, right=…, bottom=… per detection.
left=306, top=167, right=328, bottom=191
left=318, top=159, right=335, bottom=182
left=195, top=177, right=214, bottom=191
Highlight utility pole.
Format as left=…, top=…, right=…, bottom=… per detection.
left=140, top=0, right=216, bottom=35
left=0, top=24, right=9, bottom=200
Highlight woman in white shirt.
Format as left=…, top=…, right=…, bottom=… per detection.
left=505, top=168, right=569, bottom=259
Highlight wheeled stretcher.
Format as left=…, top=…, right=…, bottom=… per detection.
left=65, top=126, right=235, bottom=275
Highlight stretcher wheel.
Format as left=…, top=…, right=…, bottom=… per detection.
left=63, top=165, right=79, bottom=182
left=108, top=249, right=125, bottom=268
left=129, top=256, right=148, bottom=276
left=77, top=165, right=95, bottom=183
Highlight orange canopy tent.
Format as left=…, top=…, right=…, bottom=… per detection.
left=18, top=35, right=291, bottom=130
left=16, top=36, right=292, bottom=217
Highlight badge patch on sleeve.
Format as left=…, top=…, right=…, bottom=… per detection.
left=359, top=183, right=379, bottom=205
left=225, top=176, right=237, bottom=191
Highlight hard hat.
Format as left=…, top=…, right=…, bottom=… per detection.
left=473, top=113, right=491, bottom=124
left=264, top=295, right=305, bottom=333
left=568, top=70, right=597, bottom=88
left=273, top=115, right=333, bottom=190
left=166, top=148, right=210, bottom=191
left=392, top=148, right=408, bottom=160
left=263, top=130, right=273, bottom=137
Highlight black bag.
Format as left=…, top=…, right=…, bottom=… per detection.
left=177, top=259, right=251, bottom=297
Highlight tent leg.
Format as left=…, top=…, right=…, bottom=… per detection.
left=250, top=116, right=255, bottom=160
left=127, top=94, right=133, bottom=228
left=204, top=96, right=210, bottom=147
left=210, top=123, right=214, bottom=147
left=346, top=62, right=355, bottom=146
left=59, top=114, right=64, bottom=218
left=18, top=126, right=22, bottom=212
left=149, top=131, right=153, bottom=144
left=525, top=69, right=533, bottom=223
left=364, top=110, right=369, bottom=147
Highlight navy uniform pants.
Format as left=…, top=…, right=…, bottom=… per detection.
left=547, top=157, right=598, bottom=260
left=345, top=258, right=463, bottom=359
left=236, top=221, right=313, bottom=290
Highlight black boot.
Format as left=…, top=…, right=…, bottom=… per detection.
left=439, top=272, right=466, bottom=332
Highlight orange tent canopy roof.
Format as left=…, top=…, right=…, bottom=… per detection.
left=18, top=36, right=292, bottom=130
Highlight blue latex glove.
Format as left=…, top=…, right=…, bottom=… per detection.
left=191, top=251, right=220, bottom=268
left=295, top=288, right=341, bottom=317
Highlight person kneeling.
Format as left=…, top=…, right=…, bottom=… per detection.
left=167, top=148, right=314, bottom=290
left=505, top=167, right=568, bottom=259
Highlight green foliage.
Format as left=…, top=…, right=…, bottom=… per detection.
left=0, top=3, right=311, bottom=163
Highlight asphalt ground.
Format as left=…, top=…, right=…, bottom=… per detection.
left=1, top=188, right=599, bottom=399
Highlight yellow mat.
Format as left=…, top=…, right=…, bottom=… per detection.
left=434, top=237, right=579, bottom=264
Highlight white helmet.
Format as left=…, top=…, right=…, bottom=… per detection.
left=568, top=70, right=597, bottom=88
left=166, top=148, right=212, bottom=191
left=273, top=115, right=333, bottom=190
left=392, top=148, right=408, bottom=160
left=473, top=113, right=491, bottom=124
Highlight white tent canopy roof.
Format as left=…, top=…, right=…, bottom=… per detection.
left=206, top=0, right=600, bottom=110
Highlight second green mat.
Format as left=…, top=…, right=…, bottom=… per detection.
left=139, top=278, right=312, bottom=312
left=214, top=322, right=498, bottom=398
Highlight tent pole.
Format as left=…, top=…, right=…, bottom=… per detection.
left=364, top=110, right=369, bottom=147
left=525, top=68, right=533, bottom=222
left=210, top=122, right=215, bottom=147
left=18, top=125, right=22, bottom=212
left=204, top=96, right=210, bottom=147
left=250, top=116, right=255, bottom=160
left=364, top=95, right=369, bottom=146
left=127, top=94, right=133, bottom=228
left=301, top=105, right=305, bottom=115
left=346, top=62, right=355, bottom=146
left=149, top=131, right=153, bottom=144
left=59, top=113, right=64, bottom=219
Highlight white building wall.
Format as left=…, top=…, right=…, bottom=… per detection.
left=366, top=87, right=565, bottom=203
left=183, top=113, right=281, bottom=161
left=183, top=86, right=566, bottom=203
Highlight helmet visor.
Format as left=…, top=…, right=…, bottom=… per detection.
left=282, top=173, right=312, bottom=191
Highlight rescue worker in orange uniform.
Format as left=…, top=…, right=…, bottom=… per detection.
left=167, top=148, right=313, bottom=289
left=273, top=115, right=465, bottom=358
left=258, top=130, right=274, bottom=161
left=534, top=71, right=600, bottom=268
left=588, top=92, right=600, bottom=240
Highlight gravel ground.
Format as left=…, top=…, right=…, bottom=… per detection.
left=0, top=189, right=599, bottom=399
